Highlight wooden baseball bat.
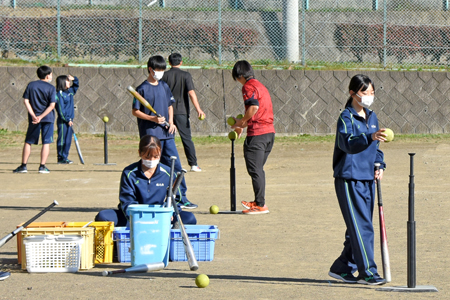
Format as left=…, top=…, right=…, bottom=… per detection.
left=0, top=200, right=59, bottom=248
left=102, top=262, right=165, bottom=276
left=73, top=131, right=85, bottom=164
left=375, top=163, right=392, bottom=282
left=127, top=85, right=170, bottom=128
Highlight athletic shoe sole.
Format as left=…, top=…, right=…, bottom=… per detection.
left=0, top=271, right=11, bottom=281
left=328, top=271, right=357, bottom=284
left=39, top=170, right=50, bottom=174
left=243, top=209, right=269, bottom=215
left=13, top=170, right=27, bottom=173
left=182, top=205, right=198, bottom=210
left=357, top=278, right=387, bottom=285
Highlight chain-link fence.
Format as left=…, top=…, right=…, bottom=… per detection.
left=1, top=1, right=450, bottom=67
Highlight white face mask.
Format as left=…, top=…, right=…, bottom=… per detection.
left=356, top=94, right=374, bottom=108
left=153, top=71, right=164, bottom=81
left=142, top=159, right=159, bottom=169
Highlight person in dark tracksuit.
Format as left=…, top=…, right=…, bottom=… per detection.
left=95, top=135, right=196, bottom=227
left=329, top=74, right=389, bottom=286
left=131, top=55, right=197, bottom=209
left=230, top=60, right=275, bottom=215
left=162, top=53, right=205, bottom=172
left=55, top=75, right=79, bottom=164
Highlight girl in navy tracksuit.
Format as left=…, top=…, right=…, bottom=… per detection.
left=95, top=135, right=196, bottom=227
left=55, top=75, right=78, bottom=164
left=329, top=75, right=389, bottom=286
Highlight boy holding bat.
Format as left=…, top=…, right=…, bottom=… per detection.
left=131, top=55, right=197, bottom=209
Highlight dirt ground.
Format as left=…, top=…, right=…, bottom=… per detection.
left=0, top=133, right=448, bottom=299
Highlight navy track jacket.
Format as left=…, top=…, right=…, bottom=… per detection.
left=118, top=161, right=183, bottom=219
left=55, top=77, right=79, bottom=123
left=333, top=105, right=385, bottom=181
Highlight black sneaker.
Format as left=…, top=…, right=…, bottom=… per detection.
left=38, top=165, right=50, bottom=174
left=180, top=202, right=198, bottom=209
left=58, top=159, right=73, bottom=164
left=357, top=275, right=387, bottom=286
left=328, top=271, right=358, bottom=283
left=13, top=165, right=27, bottom=173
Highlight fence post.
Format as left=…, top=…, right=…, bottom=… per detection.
left=301, top=0, right=306, bottom=66
left=285, top=0, right=299, bottom=62
left=383, top=0, right=387, bottom=68
left=218, top=0, right=222, bottom=65
left=57, top=0, right=61, bottom=59
left=139, top=0, right=143, bottom=63
left=444, top=1, right=449, bottom=11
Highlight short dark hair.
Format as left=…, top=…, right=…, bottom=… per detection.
left=139, top=135, right=161, bottom=157
left=147, top=55, right=166, bottom=72
left=37, top=66, right=52, bottom=80
left=56, top=75, right=69, bottom=92
left=232, top=60, right=254, bottom=81
left=168, top=53, right=182, bottom=66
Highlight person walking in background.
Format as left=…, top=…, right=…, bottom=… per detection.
left=162, top=53, right=205, bottom=172
left=329, top=74, right=388, bottom=286
left=55, top=74, right=79, bottom=164
left=13, top=65, right=56, bottom=174
left=230, top=60, right=275, bottom=215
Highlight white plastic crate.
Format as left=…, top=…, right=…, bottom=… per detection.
left=23, top=235, right=83, bottom=273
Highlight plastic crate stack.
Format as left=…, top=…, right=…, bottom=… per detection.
left=17, top=221, right=114, bottom=272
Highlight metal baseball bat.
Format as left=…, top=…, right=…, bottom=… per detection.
left=73, top=131, right=85, bottom=164
left=0, top=200, right=59, bottom=248
left=375, top=163, right=392, bottom=282
left=166, top=156, right=177, bottom=208
left=170, top=179, right=198, bottom=271
left=171, top=169, right=187, bottom=198
left=102, top=262, right=165, bottom=276
left=127, top=85, right=170, bottom=128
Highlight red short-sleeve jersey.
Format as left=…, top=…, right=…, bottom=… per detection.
left=242, top=78, right=275, bottom=136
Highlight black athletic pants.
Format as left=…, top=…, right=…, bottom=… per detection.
left=173, top=114, right=198, bottom=166
left=244, top=132, right=275, bottom=207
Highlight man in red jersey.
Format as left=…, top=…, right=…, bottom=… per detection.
left=230, top=60, right=275, bottom=215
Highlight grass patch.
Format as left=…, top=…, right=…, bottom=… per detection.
left=3, top=129, right=450, bottom=149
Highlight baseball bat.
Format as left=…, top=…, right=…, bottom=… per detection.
left=170, top=170, right=198, bottom=271
left=73, top=131, right=85, bottom=164
left=0, top=200, right=59, bottom=248
left=127, top=85, right=170, bottom=128
left=166, top=156, right=177, bottom=208
left=375, top=163, right=392, bottom=282
left=171, top=169, right=187, bottom=199
left=102, top=262, right=165, bottom=276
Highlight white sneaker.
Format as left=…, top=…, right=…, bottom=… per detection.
left=190, top=165, right=202, bottom=172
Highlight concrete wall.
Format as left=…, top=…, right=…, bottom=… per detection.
left=1, top=66, right=450, bottom=135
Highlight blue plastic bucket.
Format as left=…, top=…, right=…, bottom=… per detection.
left=127, top=204, right=173, bottom=267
